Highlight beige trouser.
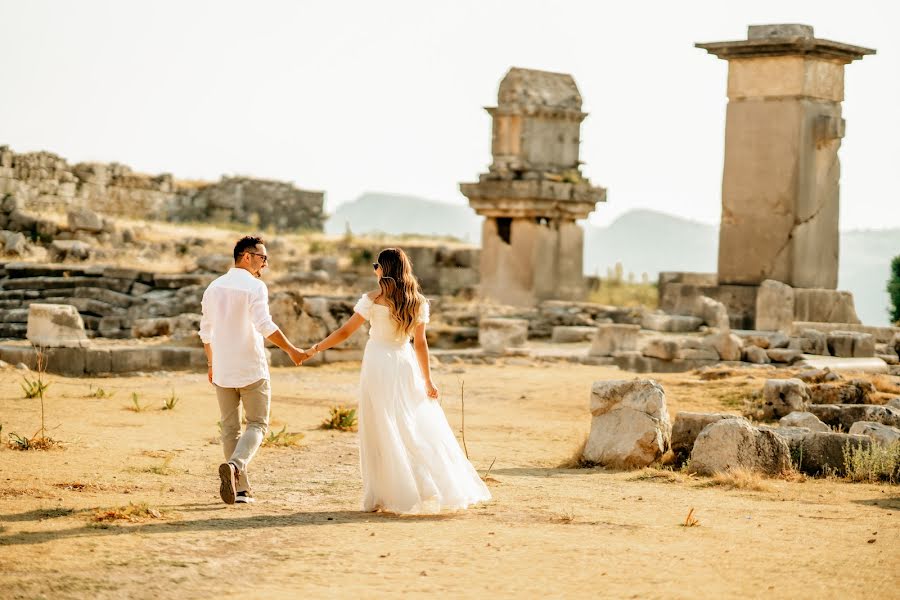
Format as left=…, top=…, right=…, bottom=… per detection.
left=215, top=378, right=271, bottom=493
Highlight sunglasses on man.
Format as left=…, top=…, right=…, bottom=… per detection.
left=246, top=252, right=268, bottom=263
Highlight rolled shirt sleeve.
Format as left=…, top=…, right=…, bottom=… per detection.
left=250, top=284, right=279, bottom=338
left=198, top=290, right=213, bottom=344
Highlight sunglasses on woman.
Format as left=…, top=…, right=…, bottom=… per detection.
left=372, top=263, right=379, bottom=270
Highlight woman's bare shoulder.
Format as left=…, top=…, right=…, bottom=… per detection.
left=365, top=290, right=382, bottom=301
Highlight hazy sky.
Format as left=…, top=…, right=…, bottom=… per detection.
left=2, top=1, right=898, bottom=230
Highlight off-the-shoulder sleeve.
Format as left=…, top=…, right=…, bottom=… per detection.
left=354, top=293, right=374, bottom=320
left=418, top=300, right=430, bottom=324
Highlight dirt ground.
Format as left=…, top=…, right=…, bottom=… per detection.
left=0, top=360, right=897, bottom=599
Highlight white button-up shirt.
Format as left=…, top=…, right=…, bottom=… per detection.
left=199, top=268, right=279, bottom=388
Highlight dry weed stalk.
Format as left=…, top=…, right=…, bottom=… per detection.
left=704, top=469, right=773, bottom=492
left=682, top=508, right=700, bottom=527
left=8, top=347, right=60, bottom=451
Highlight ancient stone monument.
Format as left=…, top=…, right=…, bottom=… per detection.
left=696, top=24, right=875, bottom=289
left=460, top=68, right=606, bottom=306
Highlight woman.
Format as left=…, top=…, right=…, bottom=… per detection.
left=306, top=247, right=491, bottom=514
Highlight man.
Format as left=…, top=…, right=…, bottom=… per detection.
left=199, top=235, right=307, bottom=505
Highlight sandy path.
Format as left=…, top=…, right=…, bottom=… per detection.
left=0, top=361, right=897, bottom=599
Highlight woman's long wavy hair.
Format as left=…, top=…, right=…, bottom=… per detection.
left=376, top=247, right=425, bottom=337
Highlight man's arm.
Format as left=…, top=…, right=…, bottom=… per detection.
left=267, top=329, right=306, bottom=365
left=203, top=343, right=213, bottom=384
left=249, top=286, right=306, bottom=365
left=199, top=291, right=214, bottom=384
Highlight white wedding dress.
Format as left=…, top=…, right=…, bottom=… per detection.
left=353, top=293, right=491, bottom=514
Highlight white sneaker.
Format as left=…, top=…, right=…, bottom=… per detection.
left=235, top=491, right=255, bottom=504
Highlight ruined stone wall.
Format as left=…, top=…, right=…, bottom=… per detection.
left=0, top=146, right=324, bottom=231
left=170, top=177, right=324, bottom=231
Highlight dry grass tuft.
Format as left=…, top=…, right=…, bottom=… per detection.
left=557, top=435, right=597, bottom=469
left=126, top=392, right=148, bottom=413
left=701, top=469, right=773, bottom=492
left=7, top=431, right=61, bottom=451
left=320, top=406, right=358, bottom=432
left=842, top=441, right=900, bottom=484
left=53, top=482, right=106, bottom=492
left=871, top=374, right=900, bottom=396
left=142, top=457, right=181, bottom=476
left=91, top=502, right=165, bottom=524
left=262, top=426, right=305, bottom=448
left=627, top=468, right=681, bottom=484
left=549, top=509, right=576, bottom=524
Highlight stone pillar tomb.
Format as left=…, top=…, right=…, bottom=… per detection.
left=460, top=67, right=606, bottom=306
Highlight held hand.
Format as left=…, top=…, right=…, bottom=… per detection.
left=207, top=365, right=213, bottom=385
left=287, top=347, right=306, bottom=366
left=425, top=381, right=439, bottom=400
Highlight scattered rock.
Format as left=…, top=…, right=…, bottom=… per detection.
left=551, top=325, right=597, bottom=344
left=743, top=345, right=770, bottom=364
left=671, top=411, right=738, bottom=463
left=479, top=318, right=528, bottom=355
left=49, top=239, right=91, bottom=262
left=26, top=303, right=90, bottom=348
left=641, top=312, right=703, bottom=333
left=848, top=421, right=900, bottom=446
left=67, top=207, right=104, bottom=233
left=827, top=331, right=875, bottom=358
left=589, top=323, right=640, bottom=357
left=758, top=379, right=811, bottom=420
left=642, top=338, right=680, bottom=361
left=791, top=431, right=871, bottom=476
left=808, top=379, right=875, bottom=405
left=779, top=411, right=830, bottom=432
left=755, top=280, right=794, bottom=332
left=766, top=348, right=803, bottom=364
left=809, top=404, right=900, bottom=430
left=706, top=330, right=743, bottom=361
left=690, top=418, right=791, bottom=476
left=584, top=379, right=671, bottom=469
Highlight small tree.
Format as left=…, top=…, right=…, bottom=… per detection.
left=889, top=255, right=900, bottom=325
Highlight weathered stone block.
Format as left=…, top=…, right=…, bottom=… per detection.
left=848, top=421, right=900, bottom=446
left=742, top=345, right=770, bottom=364
left=779, top=411, right=830, bottom=432
left=808, top=379, right=874, bottom=405
left=759, top=378, right=811, bottom=420
left=44, top=347, right=86, bottom=377
left=550, top=326, right=596, bottom=344
left=589, top=323, right=640, bottom=357
left=755, top=279, right=794, bottom=332
left=671, top=411, right=738, bottom=462
left=792, top=432, right=871, bottom=476
left=641, top=312, right=703, bottom=333
left=643, top=338, right=680, bottom=361
left=584, top=379, right=671, bottom=469
left=766, top=348, right=803, bottom=364
left=110, top=347, right=163, bottom=373
left=478, top=318, right=528, bottom=355
left=827, top=331, right=875, bottom=358
left=706, top=330, right=743, bottom=361
left=809, top=404, right=900, bottom=430
left=690, top=418, right=791, bottom=475
left=67, top=207, right=104, bottom=232
left=84, top=348, right=111, bottom=374
left=26, top=303, right=89, bottom=348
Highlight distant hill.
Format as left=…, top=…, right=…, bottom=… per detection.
left=325, top=192, right=481, bottom=242
left=325, top=193, right=898, bottom=326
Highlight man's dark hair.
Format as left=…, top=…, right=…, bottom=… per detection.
left=233, top=235, right=265, bottom=262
